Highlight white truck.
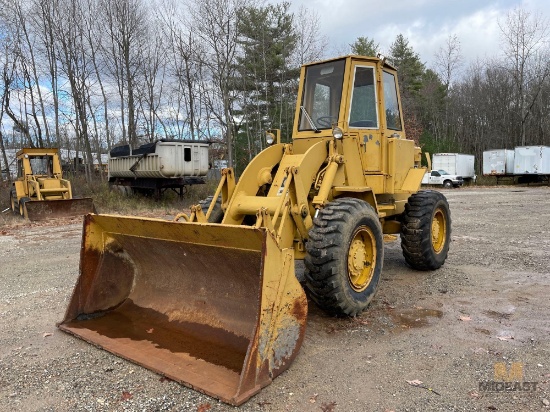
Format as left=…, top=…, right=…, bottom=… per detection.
left=108, top=139, right=210, bottom=198
left=432, top=153, right=476, bottom=182
left=421, top=169, right=464, bottom=188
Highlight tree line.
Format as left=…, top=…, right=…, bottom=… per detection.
left=0, top=0, right=326, bottom=180
left=0, top=1, right=548, bottom=181
left=351, top=8, right=550, bottom=169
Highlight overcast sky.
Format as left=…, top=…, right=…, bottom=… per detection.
left=288, top=0, right=550, bottom=72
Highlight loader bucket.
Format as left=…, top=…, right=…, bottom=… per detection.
left=24, top=198, right=95, bottom=221
left=58, top=214, right=307, bottom=405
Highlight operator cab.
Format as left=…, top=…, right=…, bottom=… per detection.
left=295, top=55, right=404, bottom=139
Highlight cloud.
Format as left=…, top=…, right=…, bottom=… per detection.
left=286, top=0, right=550, bottom=73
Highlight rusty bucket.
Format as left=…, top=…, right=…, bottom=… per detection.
left=58, top=214, right=307, bottom=405
left=24, top=198, right=95, bottom=221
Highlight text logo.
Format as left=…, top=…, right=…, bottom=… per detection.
left=479, top=363, right=538, bottom=392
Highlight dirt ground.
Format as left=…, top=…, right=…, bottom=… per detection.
left=0, top=187, right=549, bottom=412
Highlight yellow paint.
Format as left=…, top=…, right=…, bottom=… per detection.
left=66, top=55, right=441, bottom=405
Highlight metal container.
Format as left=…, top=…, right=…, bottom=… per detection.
left=483, top=149, right=515, bottom=175
left=513, top=146, right=550, bottom=175
left=432, top=153, right=476, bottom=179
left=109, top=141, right=209, bottom=179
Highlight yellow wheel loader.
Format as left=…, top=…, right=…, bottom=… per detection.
left=58, top=55, right=451, bottom=405
left=10, top=148, right=94, bottom=220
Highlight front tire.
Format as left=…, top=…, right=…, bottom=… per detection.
left=304, top=198, right=383, bottom=317
left=443, top=180, right=452, bottom=189
left=199, top=195, right=223, bottom=223
left=400, top=190, right=451, bottom=270
left=19, top=197, right=31, bottom=219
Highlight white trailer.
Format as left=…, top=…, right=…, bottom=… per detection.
left=109, top=140, right=210, bottom=198
left=513, top=146, right=550, bottom=175
left=482, top=149, right=515, bottom=175
left=432, top=153, right=476, bottom=181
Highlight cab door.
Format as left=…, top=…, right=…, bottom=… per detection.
left=347, top=62, right=382, bottom=172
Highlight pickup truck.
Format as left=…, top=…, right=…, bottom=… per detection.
left=421, top=169, right=464, bottom=188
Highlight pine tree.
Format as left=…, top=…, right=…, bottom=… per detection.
left=233, top=2, right=299, bottom=172
left=350, top=36, right=379, bottom=56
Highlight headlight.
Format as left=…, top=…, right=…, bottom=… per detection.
left=332, top=127, right=343, bottom=139
left=266, top=132, right=275, bottom=145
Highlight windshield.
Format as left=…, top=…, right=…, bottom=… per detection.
left=298, top=60, right=346, bottom=131
left=438, top=170, right=450, bottom=175
left=29, top=156, right=53, bottom=175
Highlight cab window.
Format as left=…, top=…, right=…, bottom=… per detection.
left=349, top=66, right=378, bottom=128
left=29, top=156, right=53, bottom=175
left=298, top=60, right=346, bottom=131
left=383, top=71, right=402, bottom=130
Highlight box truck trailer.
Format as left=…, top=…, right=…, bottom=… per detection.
left=432, top=153, right=476, bottom=182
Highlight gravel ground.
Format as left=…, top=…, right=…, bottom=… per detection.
left=0, top=187, right=549, bottom=412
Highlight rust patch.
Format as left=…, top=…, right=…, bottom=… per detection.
left=25, top=198, right=94, bottom=221
left=291, top=297, right=307, bottom=322
left=65, top=299, right=249, bottom=373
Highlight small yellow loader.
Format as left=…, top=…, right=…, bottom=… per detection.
left=58, top=55, right=451, bottom=405
left=10, top=148, right=94, bottom=220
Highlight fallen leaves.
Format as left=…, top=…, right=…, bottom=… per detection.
left=320, top=401, right=337, bottom=412
left=42, top=332, right=52, bottom=338
left=121, top=391, right=132, bottom=401
left=309, top=393, right=318, bottom=403
left=496, top=335, right=514, bottom=341
left=406, top=379, right=441, bottom=395
left=353, top=318, right=369, bottom=326
left=197, top=403, right=211, bottom=412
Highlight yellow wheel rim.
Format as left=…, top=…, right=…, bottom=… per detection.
left=347, top=226, right=377, bottom=292
left=431, top=207, right=447, bottom=253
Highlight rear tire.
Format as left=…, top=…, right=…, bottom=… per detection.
left=304, top=198, right=383, bottom=317
left=199, top=195, right=223, bottom=223
left=10, top=190, right=17, bottom=213
left=400, top=190, right=451, bottom=270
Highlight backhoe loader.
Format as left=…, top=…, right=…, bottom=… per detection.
left=10, top=148, right=94, bottom=220
left=59, top=55, right=451, bottom=405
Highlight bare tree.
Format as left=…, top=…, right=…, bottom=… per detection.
left=31, top=0, right=61, bottom=145
left=433, top=34, right=462, bottom=141
left=187, top=0, right=252, bottom=167
left=100, top=0, right=149, bottom=148
left=136, top=27, right=167, bottom=141
left=434, top=34, right=462, bottom=89
left=160, top=2, right=208, bottom=141
left=293, top=6, right=328, bottom=65
left=499, top=7, right=550, bottom=146
left=54, top=0, right=96, bottom=181
left=83, top=0, right=113, bottom=151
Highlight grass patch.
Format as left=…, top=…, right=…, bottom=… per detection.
left=0, top=176, right=220, bottom=223
left=73, top=177, right=219, bottom=217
